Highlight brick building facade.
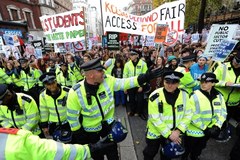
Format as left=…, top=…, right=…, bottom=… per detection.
left=0, top=0, right=43, bottom=40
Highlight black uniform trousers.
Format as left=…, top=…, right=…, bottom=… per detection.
left=143, top=137, right=172, bottom=160
left=72, top=123, right=119, bottom=160
left=127, top=87, right=145, bottom=115
left=182, top=135, right=209, bottom=160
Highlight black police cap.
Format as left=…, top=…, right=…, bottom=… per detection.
left=163, top=71, right=184, bottom=83
left=197, top=72, right=219, bottom=83
left=39, top=72, right=56, bottom=84
left=0, top=84, right=8, bottom=104
left=80, top=58, right=105, bottom=71
left=182, top=54, right=195, bottom=62
left=18, top=58, right=28, bottom=64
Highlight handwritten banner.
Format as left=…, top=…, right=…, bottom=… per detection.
left=102, top=0, right=185, bottom=38
left=204, top=24, right=239, bottom=57
left=39, top=9, right=85, bottom=43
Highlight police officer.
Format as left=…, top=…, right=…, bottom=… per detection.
left=175, top=54, right=199, bottom=94
left=66, top=54, right=83, bottom=82
left=39, top=72, right=72, bottom=141
left=214, top=51, right=240, bottom=142
left=67, top=58, right=163, bottom=160
left=46, top=59, right=60, bottom=73
left=18, top=58, right=42, bottom=105
left=0, top=127, right=115, bottom=160
left=123, top=50, right=148, bottom=119
left=143, top=71, right=193, bottom=160
left=0, top=84, right=41, bottom=136
left=56, top=62, right=77, bottom=87
left=0, top=67, right=12, bottom=84
left=183, top=72, right=227, bottom=160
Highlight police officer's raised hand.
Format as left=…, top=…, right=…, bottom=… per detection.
left=137, top=67, right=164, bottom=85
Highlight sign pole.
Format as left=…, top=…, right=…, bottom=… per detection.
left=83, top=7, right=87, bottom=50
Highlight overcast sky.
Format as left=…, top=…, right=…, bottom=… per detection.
left=88, top=0, right=132, bottom=14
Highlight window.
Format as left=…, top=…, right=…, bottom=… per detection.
left=11, top=9, right=18, bottom=20
left=22, top=8, right=36, bottom=29
left=25, top=12, right=33, bottom=28
left=7, top=5, right=21, bottom=21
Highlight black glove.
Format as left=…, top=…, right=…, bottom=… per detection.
left=138, top=67, right=164, bottom=86
left=204, top=126, right=220, bottom=138
left=8, top=83, right=17, bottom=90
left=88, top=136, right=115, bottom=158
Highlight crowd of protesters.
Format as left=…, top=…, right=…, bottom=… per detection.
left=0, top=29, right=240, bottom=160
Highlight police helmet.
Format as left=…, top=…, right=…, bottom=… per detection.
left=108, top=121, right=128, bottom=143
left=161, top=141, right=185, bottom=159
left=52, top=129, right=72, bottom=143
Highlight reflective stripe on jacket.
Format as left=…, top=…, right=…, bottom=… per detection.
left=186, top=90, right=227, bottom=137
left=0, top=129, right=91, bottom=160
left=123, top=59, right=148, bottom=78
left=214, top=62, right=240, bottom=106
left=0, top=93, right=41, bottom=135
left=175, top=66, right=199, bottom=94
left=40, top=86, right=70, bottom=123
left=147, top=88, right=192, bottom=139
left=67, top=74, right=139, bottom=132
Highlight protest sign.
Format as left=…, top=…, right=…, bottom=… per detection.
left=154, top=24, right=168, bottom=43
left=107, top=32, right=120, bottom=50
left=213, top=39, right=238, bottom=62
left=144, top=36, right=155, bottom=47
left=0, top=36, right=3, bottom=51
left=32, top=40, right=43, bottom=49
left=40, top=9, right=85, bottom=43
left=3, top=34, right=20, bottom=46
left=204, top=24, right=238, bottom=57
left=2, top=45, right=12, bottom=58
left=132, top=35, right=143, bottom=48
left=101, top=0, right=185, bottom=43
left=32, top=40, right=44, bottom=58
left=72, top=40, right=86, bottom=51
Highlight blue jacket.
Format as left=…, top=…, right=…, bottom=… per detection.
left=190, top=63, right=208, bottom=90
